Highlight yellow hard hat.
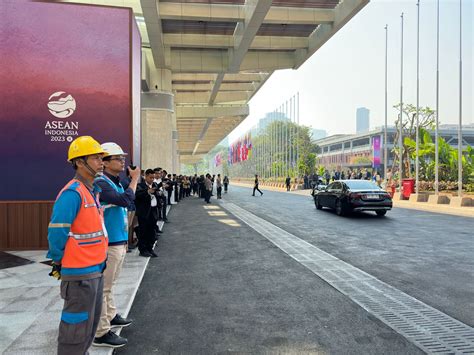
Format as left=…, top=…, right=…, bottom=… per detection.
left=68, top=136, right=105, bottom=161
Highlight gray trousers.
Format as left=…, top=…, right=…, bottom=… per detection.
left=58, top=276, right=103, bottom=355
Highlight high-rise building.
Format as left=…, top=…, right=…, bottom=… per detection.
left=258, top=111, right=289, bottom=133
left=356, top=107, right=370, bottom=133
left=311, top=128, right=327, bottom=141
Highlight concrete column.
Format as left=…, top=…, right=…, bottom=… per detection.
left=141, top=110, right=173, bottom=171
left=141, top=67, right=179, bottom=172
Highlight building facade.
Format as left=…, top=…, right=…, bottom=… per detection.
left=315, top=124, right=474, bottom=176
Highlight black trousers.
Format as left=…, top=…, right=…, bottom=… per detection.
left=252, top=186, right=263, bottom=196
left=158, top=195, right=167, bottom=220
left=137, top=211, right=157, bottom=252
left=204, top=190, right=211, bottom=203
left=224, top=183, right=228, bottom=192
left=217, top=186, right=222, bottom=198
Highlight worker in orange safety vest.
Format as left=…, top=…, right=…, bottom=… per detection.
left=47, top=136, right=108, bottom=355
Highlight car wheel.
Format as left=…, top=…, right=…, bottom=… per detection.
left=335, top=199, right=345, bottom=216
left=315, top=197, right=322, bottom=210
left=376, top=210, right=387, bottom=217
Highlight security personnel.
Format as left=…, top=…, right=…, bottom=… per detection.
left=93, top=143, right=140, bottom=348
left=47, top=136, right=108, bottom=355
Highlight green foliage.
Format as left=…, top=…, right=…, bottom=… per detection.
left=404, top=127, right=474, bottom=185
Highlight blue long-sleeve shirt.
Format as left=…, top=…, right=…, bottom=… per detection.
left=95, top=172, right=135, bottom=209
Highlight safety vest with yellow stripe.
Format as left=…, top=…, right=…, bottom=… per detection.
left=58, top=179, right=108, bottom=269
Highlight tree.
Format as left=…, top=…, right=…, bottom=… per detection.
left=392, top=103, right=435, bottom=178
left=404, top=127, right=474, bottom=186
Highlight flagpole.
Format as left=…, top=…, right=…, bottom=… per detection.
left=384, top=24, right=388, bottom=185
left=415, top=0, right=420, bottom=195
left=458, top=0, right=463, bottom=197
left=399, top=13, right=404, bottom=192
left=435, top=0, right=439, bottom=195
left=297, top=92, right=300, bottom=179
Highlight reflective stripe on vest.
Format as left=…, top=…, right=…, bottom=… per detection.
left=95, top=175, right=128, bottom=244
left=59, top=179, right=108, bottom=269
left=68, top=230, right=105, bottom=240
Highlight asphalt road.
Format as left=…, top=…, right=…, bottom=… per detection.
left=117, top=186, right=473, bottom=354
left=224, top=186, right=474, bottom=327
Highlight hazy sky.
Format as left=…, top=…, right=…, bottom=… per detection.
left=229, top=0, right=472, bottom=142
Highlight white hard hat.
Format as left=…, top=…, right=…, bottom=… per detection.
left=101, top=142, right=128, bottom=157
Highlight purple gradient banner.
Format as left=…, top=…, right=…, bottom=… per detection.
left=372, top=136, right=381, bottom=168
left=0, top=1, right=140, bottom=200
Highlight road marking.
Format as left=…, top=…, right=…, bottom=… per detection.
left=219, top=200, right=474, bottom=355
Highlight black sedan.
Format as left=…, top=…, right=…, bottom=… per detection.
left=313, top=180, right=392, bottom=216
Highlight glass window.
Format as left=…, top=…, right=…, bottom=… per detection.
left=344, top=180, right=381, bottom=190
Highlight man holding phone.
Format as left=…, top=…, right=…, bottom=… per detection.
left=135, top=169, right=160, bottom=257
left=93, top=142, right=140, bottom=348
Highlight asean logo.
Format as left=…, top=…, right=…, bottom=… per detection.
left=47, top=92, right=76, bottom=118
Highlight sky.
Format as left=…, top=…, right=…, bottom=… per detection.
left=228, top=0, right=473, bottom=142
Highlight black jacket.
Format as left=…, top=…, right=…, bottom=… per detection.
left=135, top=181, right=160, bottom=218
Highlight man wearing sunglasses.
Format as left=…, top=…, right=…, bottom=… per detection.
left=92, top=142, right=140, bottom=349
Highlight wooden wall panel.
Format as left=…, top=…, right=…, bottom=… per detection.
left=0, top=202, right=53, bottom=250
left=0, top=204, right=7, bottom=248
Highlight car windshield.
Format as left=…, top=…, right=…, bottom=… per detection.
left=344, top=180, right=381, bottom=190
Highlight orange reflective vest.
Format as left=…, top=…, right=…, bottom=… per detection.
left=59, top=179, right=108, bottom=269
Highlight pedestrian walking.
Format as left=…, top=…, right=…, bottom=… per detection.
left=285, top=176, right=291, bottom=191
left=223, top=176, right=229, bottom=193
left=204, top=174, right=212, bottom=203
left=47, top=136, right=108, bottom=355
left=252, top=174, right=263, bottom=196
left=216, top=174, right=222, bottom=199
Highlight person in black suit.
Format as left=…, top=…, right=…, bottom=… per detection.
left=135, top=169, right=159, bottom=258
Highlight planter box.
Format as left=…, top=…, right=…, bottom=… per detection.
left=450, top=196, right=472, bottom=207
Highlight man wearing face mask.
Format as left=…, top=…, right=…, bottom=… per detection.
left=47, top=136, right=108, bottom=355
left=92, top=142, right=140, bottom=348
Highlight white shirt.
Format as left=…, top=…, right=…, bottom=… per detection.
left=146, top=182, right=157, bottom=207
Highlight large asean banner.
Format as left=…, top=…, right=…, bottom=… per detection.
left=0, top=0, right=141, bottom=201
left=0, top=1, right=141, bottom=249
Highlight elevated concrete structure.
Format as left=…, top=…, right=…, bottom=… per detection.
left=62, top=0, right=368, bottom=169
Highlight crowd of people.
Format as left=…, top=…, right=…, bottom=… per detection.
left=301, top=168, right=385, bottom=189
left=46, top=136, right=231, bottom=354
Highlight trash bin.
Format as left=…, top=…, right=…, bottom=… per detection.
left=402, top=178, right=415, bottom=199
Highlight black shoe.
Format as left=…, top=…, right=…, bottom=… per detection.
left=149, top=250, right=158, bottom=258
left=164, top=219, right=170, bottom=223
left=156, top=229, right=163, bottom=234
left=139, top=251, right=152, bottom=257
left=93, top=331, right=127, bottom=348
left=111, top=314, right=133, bottom=328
